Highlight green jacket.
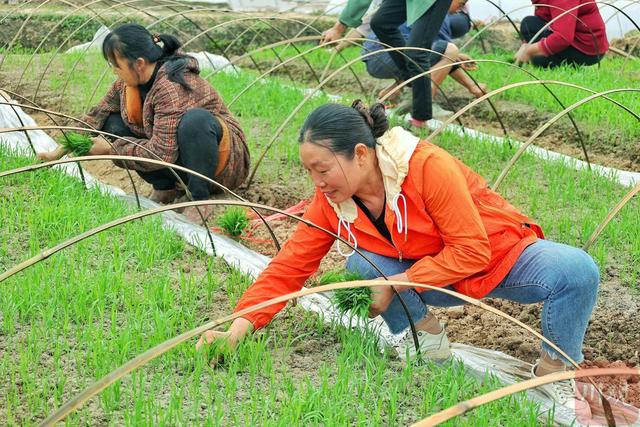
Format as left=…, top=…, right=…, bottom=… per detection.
left=338, top=0, right=437, bottom=27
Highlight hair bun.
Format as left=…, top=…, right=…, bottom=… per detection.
left=351, top=99, right=388, bottom=138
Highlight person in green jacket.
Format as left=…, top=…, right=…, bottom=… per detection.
left=321, top=0, right=454, bottom=127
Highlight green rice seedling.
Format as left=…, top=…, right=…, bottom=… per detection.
left=55, top=132, right=93, bottom=156
left=319, top=269, right=371, bottom=318
left=216, top=206, right=249, bottom=239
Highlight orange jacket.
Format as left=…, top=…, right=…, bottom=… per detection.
left=235, top=133, right=542, bottom=330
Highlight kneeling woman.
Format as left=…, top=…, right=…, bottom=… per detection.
left=41, top=24, right=249, bottom=221
left=199, top=101, right=598, bottom=415
left=515, top=0, right=609, bottom=67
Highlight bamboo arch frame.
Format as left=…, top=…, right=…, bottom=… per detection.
left=0, top=147, right=282, bottom=255
left=415, top=367, right=640, bottom=426
left=0, top=91, right=38, bottom=156
left=0, top=124, right=265, bottom=253
left=29, top=0, right=213, bottom=106
left=35, top=263, right=601, bottom=425
left=219, top=36, right=477, bottom=137
left=28, top=0, right=241, bottom=107
left=0, top=97, right=124, bottom=197
left=422, top=72, right=640, bottom=175
left=77, top=13, right=353, bottom=113
left=0, top=179, right=421, bottom=354
left=218, top=18, right=322, bottom=85
left=0, top=3, right=640, bottom=424
left=603, top=0, right=640, bottom=67
left=583, top=181, right=640, bottom=252
left=492, top=87, right=640, bottom=191
left=246, top=52, right=598, bottom=188
left=15, top=0, right=148, bottom=94
left=177, top=15, right=346, bottom=85
left=0, top=0, right=65, bottom=69
left=461, top=1, right=639, bottom=70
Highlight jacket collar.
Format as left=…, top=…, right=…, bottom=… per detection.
left=325, top=126, right=420, bottom=223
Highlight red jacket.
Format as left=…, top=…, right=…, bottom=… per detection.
left=234, top=136, right=543, bottom=330
left=533, top=0, right=609, bottom=56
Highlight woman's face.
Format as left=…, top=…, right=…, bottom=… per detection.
left=299, top=141, right=365, bottom=204
left=109, top=52, right=141, bottom=86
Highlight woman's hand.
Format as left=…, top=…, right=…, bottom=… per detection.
left=196, top=317, right=253, bottom=367
left=458, top=53, right=477, bottom=71
left=515, top=42, right=544, bottom=66
left=320, top=22, right=347, bottom=46
left=369, top=285, right=395, bottom=317
left=514, top=43, right=532, bottom=65
left=88, top=136, right=117, bottom=156
left=368, top=273, right=413, bottom=317
left=36, top=146, right=67, bottom=162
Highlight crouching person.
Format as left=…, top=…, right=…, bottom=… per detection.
left=39, top=24, right=249, bottom=222
left=198, top=100, right=599, bottom=419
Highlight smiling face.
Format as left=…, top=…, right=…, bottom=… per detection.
left=300, top=141, right=368, bottom=204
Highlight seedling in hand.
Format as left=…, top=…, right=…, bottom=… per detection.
left=319, top=269, right=371, bottom=318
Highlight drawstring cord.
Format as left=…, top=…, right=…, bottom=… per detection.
left=336, top=217, right=358, bottom=257
left=391, top=193, right=408, bottom=241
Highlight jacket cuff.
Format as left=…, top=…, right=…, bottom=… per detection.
left=539, top=38, right=553, bottom=57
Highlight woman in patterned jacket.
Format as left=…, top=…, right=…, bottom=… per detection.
left=39, top=24, right=250, bottom=221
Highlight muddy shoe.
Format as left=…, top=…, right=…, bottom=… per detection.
left=432, top=103, right=454, bottom=120
left=531, top=364, right=592, bottom=421
left=150, top=188, right=180, bottom=205
left=394, top=323, right=452, bottom=362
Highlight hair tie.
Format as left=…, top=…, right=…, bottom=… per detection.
left=351, top=99, right=374, bottom=129
left=152, top=33, right=161, bottom=44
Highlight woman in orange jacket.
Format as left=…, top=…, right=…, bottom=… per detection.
left=198, top=101, right=598, bottom=415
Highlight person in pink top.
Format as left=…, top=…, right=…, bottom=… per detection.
left=515, top=0, right=609, bottom=67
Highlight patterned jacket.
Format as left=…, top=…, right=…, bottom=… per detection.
left=84, top=57, right=250, bottom=190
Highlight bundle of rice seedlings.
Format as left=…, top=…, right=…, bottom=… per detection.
left=319, top=269, right=371, bottom=318
left=56, top=132, right=93, bottom=156
left=216, top=206, right=250, bottom=239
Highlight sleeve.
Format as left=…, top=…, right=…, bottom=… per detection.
left=111, top=81, right=182, bottom=172
left=437, top=14, right=452, bottom=42
left=538, top=0, right=579, bottom=56
left=233, top=194, right=336, bottom=330
left=84, top=80, right=122, bottom=131
left=406, top=151, right=492, bottom=288
left=338, top=0, right=374, bottom=28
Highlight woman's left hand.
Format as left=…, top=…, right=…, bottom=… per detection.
left=368, top=273, right=412, bottom=317
left=88, top=136, right=117, bottom=155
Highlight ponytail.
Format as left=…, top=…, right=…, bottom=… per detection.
left=103, top=24, right=192, bottom=90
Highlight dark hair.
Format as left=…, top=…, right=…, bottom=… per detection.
left=298, top=100, right=388, bottom=159
left=103, top=23, right=191, bottom=90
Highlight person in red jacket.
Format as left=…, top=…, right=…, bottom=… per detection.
left=515, top=0, right=609, bottom=67
left=198, top=101, right=598, bottom=417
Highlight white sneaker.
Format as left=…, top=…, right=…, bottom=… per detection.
left=393, top=323, right=452, bottom=362
left=531, top=364, right=592, bottom=420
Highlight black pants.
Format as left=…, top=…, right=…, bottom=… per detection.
left=370, top=0, right=452, bottom=120
left=520, top=15, right=603, bottom=68
left=103, top=109, right=222, bottom=200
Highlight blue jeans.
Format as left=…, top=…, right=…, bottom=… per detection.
left=346, top=239, right=599, bottom=364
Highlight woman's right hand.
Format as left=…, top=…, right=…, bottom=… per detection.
left=195, top=317, right=253, bottom=366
